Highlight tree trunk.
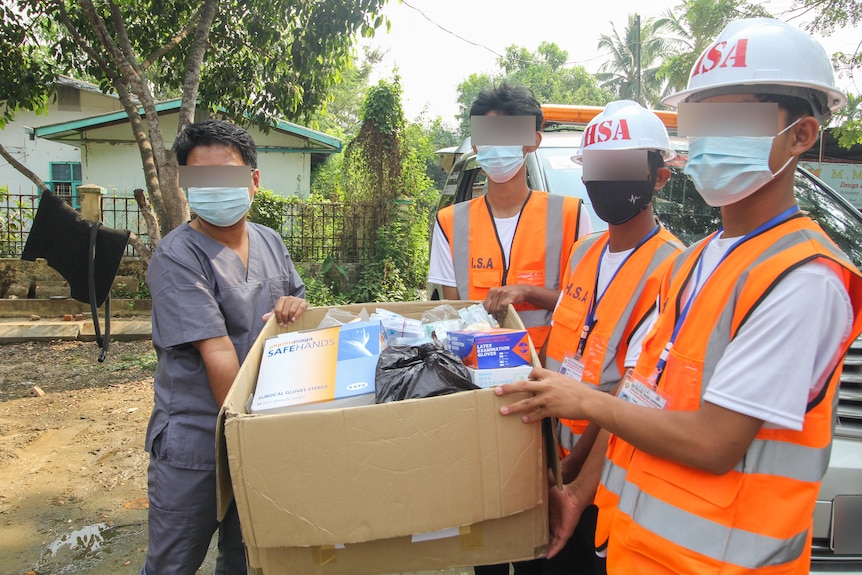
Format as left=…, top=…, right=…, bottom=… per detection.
left=133, top=188, right=160, bottom=248
left=127, top=232, right=152, bottom=263
left=0, top=144, right=51, bottom=193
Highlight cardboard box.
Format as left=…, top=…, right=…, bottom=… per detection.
left=250, top=320, right=382, bottom=414
left=449, top=328, right=531, bottom=368
left=467, top=365, right=534, bottom=389
left=216, top=301, right=553, bottom=574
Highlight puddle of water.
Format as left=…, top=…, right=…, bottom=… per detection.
left=35, top=522, right=146, bottom=574
left=47, top=523, right=108, bottom=556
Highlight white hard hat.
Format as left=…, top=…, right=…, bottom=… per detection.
left=572, top=100, right=676, bottom=163
left=661, top=18, right=845, bottom=123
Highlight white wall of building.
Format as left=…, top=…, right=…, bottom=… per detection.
left=75, top=114, right=317, bottom=199
left=0, top=88, right=123, bottom=196
left=257, top=152, right=309, bottom=198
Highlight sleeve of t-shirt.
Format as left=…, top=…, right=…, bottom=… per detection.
left=578, top=205, right=593, bottom=239
left=625, top=306, right=657, bottom=368
left=147, top=242, right=229, bottom=350
left=702, top=261, right=853, bottom=431
left=428, top=219, right=457, bottom=287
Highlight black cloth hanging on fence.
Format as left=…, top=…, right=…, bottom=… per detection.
left=22, top=190, right=131, bottom=361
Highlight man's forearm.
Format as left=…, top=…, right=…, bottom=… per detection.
left=529, top=286, right=562, bottom=311
left=561, top=421, right=602, bottom=483
left=194, top=336, right=241, bottom=407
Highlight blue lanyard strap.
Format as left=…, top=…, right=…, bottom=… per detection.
left=577, top=225, right=661, bottom=355
left=653, top=205, right=801, bottom=379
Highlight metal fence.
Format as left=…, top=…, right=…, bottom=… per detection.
left=279, top=200, right=383, bottom=263
left=101, top=195, right=151, bottom=258
left=0, top=192, right=38, bottom=258
left=0, top=192, right=382, bottom=263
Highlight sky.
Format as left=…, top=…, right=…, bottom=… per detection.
left=360, top=0, right=862, bottom=127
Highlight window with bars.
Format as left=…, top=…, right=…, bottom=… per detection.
left=49, top=162, right=82, bottom=208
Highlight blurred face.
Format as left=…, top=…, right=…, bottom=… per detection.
left=187, top=144, right=260, bottom=199
left=185, top=144, right=260, bottom=228
left=697, top=94, right=795, bottom=173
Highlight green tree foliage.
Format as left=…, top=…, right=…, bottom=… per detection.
left=596, top=14, right=672, bottom=108
left=405, top=112, right=460, bottom=189
left=0, top=3, right=56, bottom=127
left=0, top=0, right=388, bottom=256
left=797, top=0, right=862, bottom=36
left=654, top=0, right=771, bottom=94
left=340, top=78, right=437, bottom=301
left=310, top=47, right=458, bottom=200
left=454, top=43, right=612, bottom=137
left=455, top=73, right=495, bottom=138
left=310, top=152, right=347, bottom=201
left=832, top=93, right=862, bottom=148
left=309, top=47, right=385, bottom=141
left=343, top=79, right=406, bottom=205
left=794, top=0, right=862, bottom=148
left=247, top=189, right=291, bottom=233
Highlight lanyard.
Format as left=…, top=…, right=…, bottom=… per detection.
left=653, top=205, right=801, bottom=379
left=577, top=225, right=661, bottom=355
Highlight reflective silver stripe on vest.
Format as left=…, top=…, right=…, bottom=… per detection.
left=516, top=308, right=551, bottom=329
left=558, top=421, right=580, bottom=451
left=674, top=228, right=831, bottom=397
left=567, top=232, right=604, bottom=279
left=546, top=356, right=562, bottom=372
left=735, top=438, right=831, bottom=483
left=452, top=202, right=472, bottom=300
left=520, top=195, right=569, bottom=328
left=544, top=195, right=567, bottom=291
left=617, top=479, right=810, bottom=568
left=599, top=457, right=627, bottom=497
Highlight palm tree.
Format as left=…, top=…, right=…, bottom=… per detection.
left=655, top=0, right=771, bottom=94
left=596, top=14, right=671, bottom=108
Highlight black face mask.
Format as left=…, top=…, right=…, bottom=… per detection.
left=585, top=179, right=655, bottom=225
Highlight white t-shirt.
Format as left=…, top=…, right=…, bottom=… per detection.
left=592, top=246, right=652, bottom=370
left=428, top=206, right=592, bottom=287
left=625, top=308, right=655, bottom=369
left=632, top=234, right=853, bottom=431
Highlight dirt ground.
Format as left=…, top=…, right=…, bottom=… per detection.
left=0, top=339, right=474, bottom=575
left=0, top=339, right=159, bottom=575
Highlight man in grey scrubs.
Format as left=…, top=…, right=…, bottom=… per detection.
left=141, top=119, right=307, bottom=574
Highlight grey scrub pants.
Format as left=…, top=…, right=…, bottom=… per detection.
left=140, top=445, right=246, bottom=575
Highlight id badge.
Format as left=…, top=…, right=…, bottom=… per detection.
left=618, top=371, right=670, bottom=409
left=560, top=352, right=585, bottom=381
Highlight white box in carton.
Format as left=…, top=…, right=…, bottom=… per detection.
left=468, top=365, right=534, bottom=389
left=250, top=320, right=382, bottom=414
left=216, top=301, right=554, bottom=575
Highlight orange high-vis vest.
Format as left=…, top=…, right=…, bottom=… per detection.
left=604, top=216, right=862, bottom=575
left=546, top=227, right=683, bottom=456
left=436, top=191, right=583, bottom=350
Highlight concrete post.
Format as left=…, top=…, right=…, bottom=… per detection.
left=78, top=184, right=105, bottom=222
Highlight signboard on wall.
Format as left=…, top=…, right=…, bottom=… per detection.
left=800, top=161, right=862, bottom=208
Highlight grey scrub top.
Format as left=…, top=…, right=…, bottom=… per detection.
left=144, top=222, right=305, bottom=470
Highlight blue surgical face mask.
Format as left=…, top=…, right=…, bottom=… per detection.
left=476, top=145, right=526, bottom=183
left=187, top=186, right=251, bottom=227
left=683, top=118, right=801, bottom=207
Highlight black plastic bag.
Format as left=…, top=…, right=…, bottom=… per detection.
left=375, top=343, right=479, bottom=403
